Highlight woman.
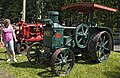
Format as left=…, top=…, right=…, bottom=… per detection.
left=1, top=19, right=17, bottom=62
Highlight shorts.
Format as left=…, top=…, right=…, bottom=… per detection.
left=4, top=39, right=14, bottom=52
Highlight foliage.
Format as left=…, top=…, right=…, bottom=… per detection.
left=0, top=0, right=119, bottom=30
left=0, top=0, right=22, bottom=23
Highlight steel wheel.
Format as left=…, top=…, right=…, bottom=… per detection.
left=75, top=24, right=89, bottom=48
left=27, top=42, right=44, bottom=64
left=51, top=48, right=75, bottom=76
left=16, top=43, right=28, bottom=54
left=88, top=31, right=112, bottom=62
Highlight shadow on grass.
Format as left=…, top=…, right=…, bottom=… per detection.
left=114, top=51, right=120, bottom=53
left=103, top=67, right=120, bottom=78
left=37, top=69, right=58, bottom=78
left=11, top=61, right=58, bottom=78
left=11, top=61, right=50, bottom=69
left=0, top=51, right=7, bottom=53
left=0, top=58, right=6, bottom=61
left=75, top=56, right=98, bottom=65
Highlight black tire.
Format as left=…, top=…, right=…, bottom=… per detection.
left=51, top=48, right=75, bottom=76
left=16, top=43, right=29, bottom=54
left=27, top=42, right=44, bottom=65
left=88, top=31, right=112, bottom=62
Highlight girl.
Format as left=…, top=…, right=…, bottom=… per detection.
left=1, top=19, right=17, bottom=62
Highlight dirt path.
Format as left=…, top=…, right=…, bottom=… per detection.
left=0, top=68, right=13, bottom=78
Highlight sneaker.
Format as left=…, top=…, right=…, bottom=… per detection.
left=13, top=58, right=17, bottom=62
left=6, top=58, right=11, bottom=62
left=18, top=54, right=22, bottom=56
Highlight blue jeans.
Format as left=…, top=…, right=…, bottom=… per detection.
left=4, top=39, right=14, bottom=52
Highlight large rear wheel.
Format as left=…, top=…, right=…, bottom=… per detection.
left=88, top=31, right=112, bottom=62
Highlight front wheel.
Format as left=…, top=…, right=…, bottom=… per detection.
left=51, top=48, right=75, bottom=76
left=27, top=42, right=44, bottom=64
left=88, top=31, right=112, bottom=62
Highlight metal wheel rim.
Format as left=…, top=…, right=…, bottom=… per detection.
left=76, top=24, right=89, bottom=48
left=51, top=48, right=75, bottom=76
left=96, top=32, right=112, bottom=62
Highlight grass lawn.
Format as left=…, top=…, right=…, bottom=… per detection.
left=0, top=48, right=120, bottom=78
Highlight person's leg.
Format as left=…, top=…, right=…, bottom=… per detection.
left=9, top=39, right=17, bottom=62
left=4, top=42, right=11, bottom=62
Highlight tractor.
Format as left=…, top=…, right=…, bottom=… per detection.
left=26, top=2, right=117, bottom=76
left=14, top=20, right=43, bottom=54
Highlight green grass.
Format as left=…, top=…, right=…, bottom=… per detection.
left=0, top=48, right=120, bottom=78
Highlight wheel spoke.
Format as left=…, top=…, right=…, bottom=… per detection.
left=64, top=50, right=68, bottom=57
left=83, top=39, right=87, bottom=44
left=78, top=38, right=82, bottom=43
left=84, top=28, right=88, bottom=34
left=65, top=55, right=69, bottom=60
left=101, top=49, right=105, bottom=55
left=60, top=54, right=63, bottom=58
left=99, top=47, right=102, bottom=52
left=103, top=40, right=108, bottom=46
left=55, top=62, right=61, bottom=66
left=100, top=36, right=102, bottom=42
left=77, top=32, right=83, bottom=36
left=104, top=47, right=109, bottom=51
left=56, top=57, right=61, bottom=62
left=82, top=26, right=84, bottom=33
left=103, top=36, right=106, bottom=42
left=97, top=44, right=101, bottom=47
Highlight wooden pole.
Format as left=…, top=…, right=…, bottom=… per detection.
left=22, top=0, right=26, bottom=22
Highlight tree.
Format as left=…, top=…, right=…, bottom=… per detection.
left=0, top=0, right=119, bottom=31
left=0, top=0, right=22, bottom=23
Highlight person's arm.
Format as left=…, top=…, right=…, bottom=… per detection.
left=1, top=27, right=4, bottom=45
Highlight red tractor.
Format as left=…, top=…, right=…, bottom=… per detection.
left=14, top=20, right=43, bottom=54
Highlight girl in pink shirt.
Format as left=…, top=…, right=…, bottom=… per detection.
left=1, top=19, right=17, bottom=62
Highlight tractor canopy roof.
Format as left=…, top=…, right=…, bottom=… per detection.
left=61, top=2, right=117, bottom=13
